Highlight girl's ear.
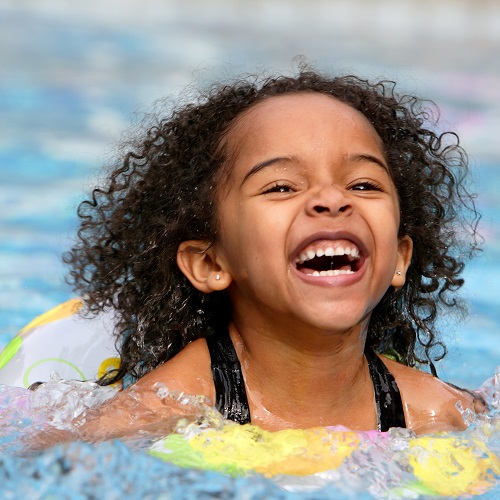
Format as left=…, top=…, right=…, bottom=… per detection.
left=177, top=240, right=232, bottom=293
left=391, top=235, right=413, bottom=289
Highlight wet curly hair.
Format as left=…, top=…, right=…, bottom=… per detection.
left=64, top=68, right=480, bottom=384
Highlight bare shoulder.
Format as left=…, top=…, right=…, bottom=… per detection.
left=74, top=339, right=215, bottom=442
left=380, top=356, right=481, bottom=435
left=131, top=338, right=215, bottom=405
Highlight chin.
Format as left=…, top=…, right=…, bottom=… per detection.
left=296, top=311, right=369, bottom=336
left=304, top=302, right=370, bottom=326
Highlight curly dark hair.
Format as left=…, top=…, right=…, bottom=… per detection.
left=63, top=68, right=480, bottom=384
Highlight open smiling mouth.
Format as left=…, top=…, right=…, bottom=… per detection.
left=294, top=244, right=362, bottom=277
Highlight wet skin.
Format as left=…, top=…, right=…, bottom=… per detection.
left=84, top=92, right=478, bottom=437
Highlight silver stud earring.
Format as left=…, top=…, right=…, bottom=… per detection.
left=396, top=271, right=402, bottom=276
left=215, top=274, right=221, bottom=280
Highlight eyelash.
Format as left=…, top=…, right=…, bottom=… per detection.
left=263, top=182, right=296, bottom=194
left=262, top=180, right=384, bottom=195
left=350, top=180, right=384, bottom=192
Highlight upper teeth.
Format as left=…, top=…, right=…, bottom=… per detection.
left=296, top=245, right=360, bottom=264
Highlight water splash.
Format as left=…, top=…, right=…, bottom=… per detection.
left=0, top=371, right=498, bottom=499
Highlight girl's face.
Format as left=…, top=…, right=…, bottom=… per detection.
left=211, top=92, right=412, bottom=335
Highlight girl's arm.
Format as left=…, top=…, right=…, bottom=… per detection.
left=28, top=338, right=215, bottom=449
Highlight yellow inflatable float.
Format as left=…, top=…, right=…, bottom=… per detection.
left=150, top=421, right=500, bottom=497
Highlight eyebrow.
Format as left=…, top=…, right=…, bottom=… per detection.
left=240, top=152, right=389, bottom=187
left=349, top=153, right=389, bottom=172
left=241, top=156, right=294, bottom=186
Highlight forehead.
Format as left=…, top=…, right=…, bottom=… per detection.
left=222, top=92, right=384, bottom=164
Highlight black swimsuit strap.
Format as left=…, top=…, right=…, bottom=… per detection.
left=206, top=330, right=406, bottom=430
left=205, top=332, right=251, bottom=424
left=364, top=350, right=406, bottom=431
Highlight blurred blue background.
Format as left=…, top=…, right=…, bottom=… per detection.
left=1, top=0, right=499, bottom=388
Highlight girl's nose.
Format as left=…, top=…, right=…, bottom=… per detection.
left=305, top=185, right=353, bottom=217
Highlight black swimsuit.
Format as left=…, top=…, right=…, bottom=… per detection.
left=206, top=330, right=406, bottom=431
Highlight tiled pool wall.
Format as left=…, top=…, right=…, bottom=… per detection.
left=1, top=0, right=499, bottom=388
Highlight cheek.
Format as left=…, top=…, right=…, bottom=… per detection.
left=382, top=226, right=402, bottom=263
left=370, top=204, right=401, bottom=267
left=380, top=199, right=401, bottom=239
left=217, top=208, right=259, bottom=271
left=220, top=210, right=286, bottom=277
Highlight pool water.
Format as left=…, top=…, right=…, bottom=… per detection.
left=0, top=0, right=499, bottom=498
left=0, top=377, right=498, bottom=499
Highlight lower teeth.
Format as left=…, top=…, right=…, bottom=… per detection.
left=310, top=270, right=354, bottom=277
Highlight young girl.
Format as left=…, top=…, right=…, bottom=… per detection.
left=63, top=68, right=483, bottom=438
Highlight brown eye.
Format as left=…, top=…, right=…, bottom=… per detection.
left=263, top=183, right=295, bottom=194
left=351, top=181, right=383, bottom=192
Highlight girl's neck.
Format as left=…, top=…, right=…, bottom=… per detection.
left=228, top=320, right=377, bottom=430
